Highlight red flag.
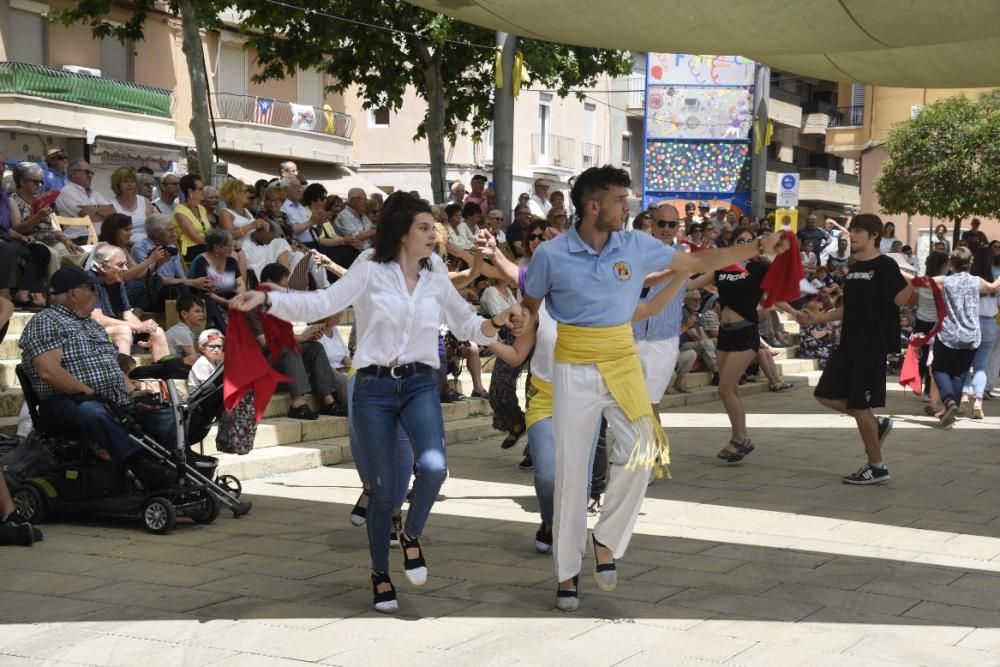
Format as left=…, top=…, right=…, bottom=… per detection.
left=222, top=311, right=290, bottom=422
left=760, top=231, right=803, bottom=308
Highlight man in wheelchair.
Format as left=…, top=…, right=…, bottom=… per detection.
left=19, top=266, right=178, bottom=490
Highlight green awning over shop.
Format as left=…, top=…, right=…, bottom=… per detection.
left=405, top=0, right=1000, bottom=86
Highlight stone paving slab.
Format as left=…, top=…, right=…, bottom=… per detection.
left=3, top=384, right=1000, bottom=665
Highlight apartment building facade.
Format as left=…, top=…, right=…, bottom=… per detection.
left=0, top=1, right=374, bottom=195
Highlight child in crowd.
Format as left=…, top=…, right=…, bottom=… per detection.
left=189, top=329, right=224, bottom=389
left=165, top=295, right=206, bottom=364
left=313, top=314, right=350, bottom=411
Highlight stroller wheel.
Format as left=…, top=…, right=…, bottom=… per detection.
left=12, top=484, right=47, bottom=524
left=142, top=496, right=177, bottom=535
left=216, top=475, right=242, bottom=498
left=191, top=490, right=220, bottom=525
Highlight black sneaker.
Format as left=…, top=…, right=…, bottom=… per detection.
left=5, top=512, right=43, bottom=542
left=518, top=453, right=533, bottom=469
left=288, top=404, right=319, bottom=420
left=319, top=402, right=348, bottom=417
left=876, top=416, right=893, bottom=444
left=534, top=523, right=552, bottom=554
left=0, top=517, right=34, bottom=546
left=843, top=463, right=890, bottom=485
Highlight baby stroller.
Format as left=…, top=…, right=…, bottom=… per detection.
left=2, top=359, right=252, bottom=535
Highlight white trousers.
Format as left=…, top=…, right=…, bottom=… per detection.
left=552, top=361, right=651, bottom=581
left=637, top=336, right=680, bottom=403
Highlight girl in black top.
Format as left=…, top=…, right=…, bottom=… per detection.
left=689, top=226, right=803, bottom=462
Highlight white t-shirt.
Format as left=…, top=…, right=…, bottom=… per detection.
left=242, top=237, right=292, bottom=280
left=479, top=285, right=514, bottom=317
left=188, top=356, right=219, bottom=388
left=527, top=194, right=551, bottom=218
left=55, top=182, right=112, bottom=235
left=318, top=329, right=350, bottom=370
left=112, top=196, right=150, bottom=245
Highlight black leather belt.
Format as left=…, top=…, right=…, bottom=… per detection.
left=357, top=362, right=433, bottom=378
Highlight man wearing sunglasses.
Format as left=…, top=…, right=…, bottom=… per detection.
left=41, top=147, right=69, bottom=193
left=522, top=166, right=784, bottom=611
left=55, top=159, right=115, bottom=235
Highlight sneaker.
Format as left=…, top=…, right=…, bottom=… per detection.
left=534, top=523, right=552, bottom=554
left=5, top=512, right=43, bottom=542
left=518, top=453, right=533, bottom=470
left=470, top=389, right=490, bottom=400
left=288, top=404, right=319, bottom=420
left=940, top=403, right=959, bottom=428
left=0, top=519, right=33, bottom=546
left=972, top=398, right=985, bottom=420
left=959, top=394, right=970, bottom=416
left=876, top=416, right=893, bottom=444
left=843, top=463, right=890, bottom=485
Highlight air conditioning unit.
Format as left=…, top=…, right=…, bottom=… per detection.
left=62, top=65, right=102, bottom=77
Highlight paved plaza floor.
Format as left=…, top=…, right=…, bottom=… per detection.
left=3, top=383, right=1000, bottom=666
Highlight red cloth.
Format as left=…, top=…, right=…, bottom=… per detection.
left=222, top=286, right=300, bottom=422
left=760, top=231, right=803, bottom=308
left=899, top=277, right=946, bottom=396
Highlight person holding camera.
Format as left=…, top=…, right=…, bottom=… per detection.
left=131, top=213, right=215, bottom=307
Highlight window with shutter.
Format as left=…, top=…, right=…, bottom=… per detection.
left=297, top=69, right=323, bottom=108
left=8, top=8, right=46, bottom=66
left=100, top=37, right=130, bottom=81
left=218, top=42, right=247, bottom=96
left=582, top=103, right=596, bottom=167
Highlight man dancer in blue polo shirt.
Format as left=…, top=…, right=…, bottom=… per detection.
left=522, top=166, right=783, bottom=611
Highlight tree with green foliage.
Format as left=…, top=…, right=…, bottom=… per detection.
left=874, top=90, right=1000, bottom=247
left=230, top=1, right=631, bottom=201
left=54, top=1, right=631, bottom=201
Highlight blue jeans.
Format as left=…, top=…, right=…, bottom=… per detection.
left=353, top=370, right=447, bottom=572
left=347, top=375, right=413, bottom=508
left=969, top=317, right=999, bottom=397
left=39, top=395, right=178, bottom=464
left=527, top=417, right=602, bottom=525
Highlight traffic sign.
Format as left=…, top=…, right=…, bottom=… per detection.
left=777, top=173, right=800, bottom=208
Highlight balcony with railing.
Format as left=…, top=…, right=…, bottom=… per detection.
left=581, top=142, right=602, bottom=169
left=827, top=105, right=865, bottom=128
left=0, top=61, right=174, bottom=117
left=531, top=133, right=575, bottom=170
left=209, top=92, right=354, bottom=163
left=627, top=73, right=645, bottom=110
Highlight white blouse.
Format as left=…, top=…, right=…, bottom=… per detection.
left=529, top=302, right=557, bottom=384
left=267, top=258, right=496, bottom=370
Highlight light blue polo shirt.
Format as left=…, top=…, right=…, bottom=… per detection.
left=524, top=225, right=676, bottom=327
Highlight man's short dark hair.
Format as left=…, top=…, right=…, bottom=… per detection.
left=176, top=294, right=204, bottom=315
left=848, top=213, right=883, bottom=241
left=260, top=262, right=290, bottom=285
left=569, top=165, right=631, bottom=219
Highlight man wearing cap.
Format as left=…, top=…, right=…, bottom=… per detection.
left=19, top=266, right=178, bottom=489
left=464, top=174, right=492, bottom=215
left=961, top=218, right=989, bottom=253
left=54, top=159, right=115, bottom=234
left=41, top=148, right=69, bottom=193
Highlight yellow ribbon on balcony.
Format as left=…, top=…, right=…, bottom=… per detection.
left=495, top=48, right=527, bottom=98
left=323, top=104, right=335, bottom=134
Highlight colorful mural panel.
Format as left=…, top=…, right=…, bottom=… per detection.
left=644, top=141, right=752, bottom=194
left=647, top=53, right=755, bottom=87
left=645, top=86, right=753, bottom=139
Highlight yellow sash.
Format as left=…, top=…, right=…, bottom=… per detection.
left=525, top=375, right=553, bottom=429
left=555, top=322, right=670, bottom=478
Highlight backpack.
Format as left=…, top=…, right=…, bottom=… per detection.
left=215, top=391, right=257, bottom=456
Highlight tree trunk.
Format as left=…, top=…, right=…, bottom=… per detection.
left=952, top=218, right=962, bottom=249
left=423, top=56, right=448, bottom=204
left=179, top=0, right=215, bottom=181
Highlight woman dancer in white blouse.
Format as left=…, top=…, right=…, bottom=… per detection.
left=231, top=192, right=521, bottom=613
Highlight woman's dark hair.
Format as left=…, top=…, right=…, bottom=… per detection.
left=970, top=245, right=993, bottom=280
left=179, top=174, right=201, bottom=200
left=730, top=224, right=755, bottom=244
left=301, top=183, right=328, bottom=208
left=461, top=202, right=481, bottom=219
left=254, top=179, right=269, bottom=196
left=883, top=221, right=896, bottom=236
left=98, top=213, right=133, bottom=246
left=925, top=250, right=950, bottom=277
left=444, top=203, right=462, bottom=220
left=260, top=262, right=290, bottom=285
left=372, top=192, right=433, bottom=267
left=523, top=219, right=549, bottom=257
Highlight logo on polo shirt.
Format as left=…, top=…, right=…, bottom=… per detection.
left=613, top=261, right=632, bottom=281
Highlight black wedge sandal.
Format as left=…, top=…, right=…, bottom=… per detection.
left=371, top=571, right=399, bottom=613
left=400, top=532, right=428, bottom=586
left=350, top=489, right=369, bottom=526
left=592, top=535, right=617, bottom=592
